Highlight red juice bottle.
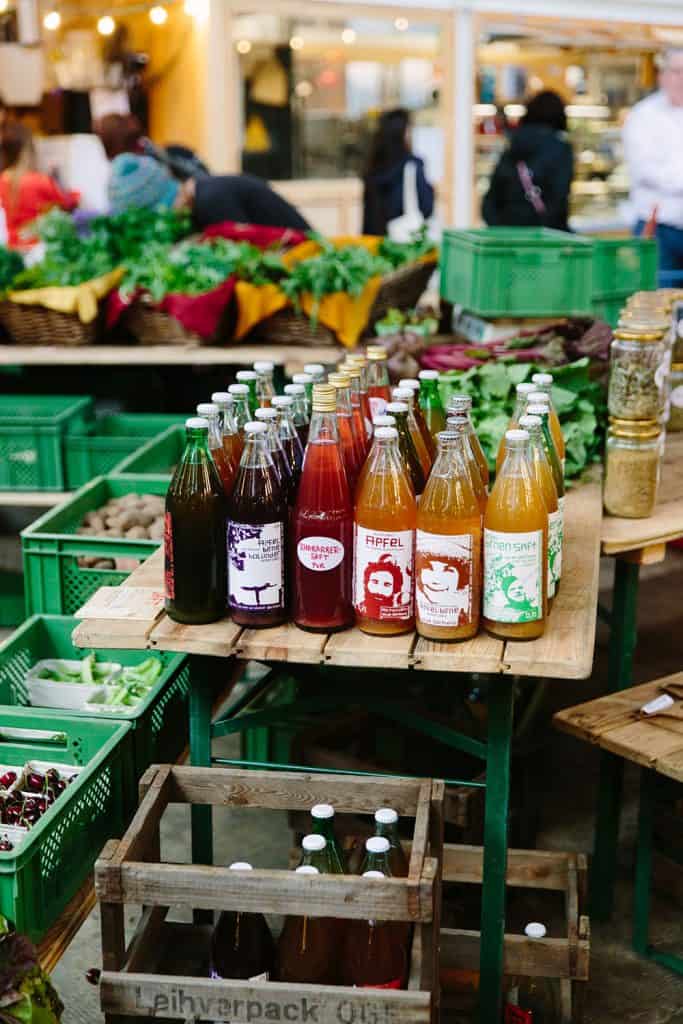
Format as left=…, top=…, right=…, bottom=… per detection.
left=227, top=421, right=288, bottom=627
left=211, top=391, right=244, bottom=470
left=343, top=362, right=370, bottom=455
left=255, top=407, right=294, bottom=504
left=228, top=384, right=252, bottom=436
left=328, top=372, right=363, bottom=494
left=366, top=346, right=391, bottom=420
left=272, top=395, right=304, bottom=490
left=284, top=383, right=310, bottom=449
left=292, top=383, right=354, bottom=632
left=196, top=402, right=235, bottom=495
left=348, top=355, right=373, bottom=441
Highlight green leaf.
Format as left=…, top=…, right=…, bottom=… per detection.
left=478, top=362, right=515, bottom=400
left=549, top=384, right=578, bottom=415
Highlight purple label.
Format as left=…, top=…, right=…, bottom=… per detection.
left=228, top=521, right=285, bottom=611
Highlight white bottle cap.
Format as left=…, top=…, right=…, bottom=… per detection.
left=211, top=392, right=233, bottom=405
left=302, top=834, right=327, bottom=852
left=518, top=415, right=541, bottom=429
left=418, top=369, right=439, bottom=380
left=304, top=363, right=324, bottom=375
left=532, top=373, right=553, bottom=387
left=374, top=426, right=398, bottom=441
left=292, top=373, right=313, bottom=385
left=527, top=391, right=549, bottom=406
left=362, top=870, right=385, bottom=879
left=186, top=417, right=209, bottom=430
left=244, top=421, right=268, bottom=435
left=385, top=401, right=408, bottom=414
left=517, top=382, right=536, bottom=394
left=197, top=402, right=219, bottom=416
left=285, top=383, right=305, bottom=395
left=229, top=383, right=249, bottom=396
left=365, top=836, right=390, bottom=854
left=236, top=370, right=258, bottom=381
left=271, top=395, right=293, bottom=407
left=525, top=922, right=547, bottom=939
left=255, top=408, right=278, bottom=420
left=254, top=361, right=274, bottom=373
left=375, top=808, right=398, bottom=825
left=229, top=861, right=253, bottom=870
left=448, top=394, right=472, bottom=410
left=373, top=414, right=396, bottom=427
left=398, top=379, right=419, bottom=389
left=506, top=429, right=529, bottom=442
left=296, top=865, right=320, bottom=875
left=311, top=803, right=335, bottom=819
left=392, top=388, right=414, bottom=401
left=526, top=405, right=548, bottom=418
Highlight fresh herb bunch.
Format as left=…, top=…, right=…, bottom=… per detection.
left=0, top=247, right=23, bottom=294
left=377, top=225, right=435, bottom=268
left=439, top=357, right=606, bottom=480
left=280, top=240, right=391, bottom=323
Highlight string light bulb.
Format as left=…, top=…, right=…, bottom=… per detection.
left=0, top=0, right=8, bottom=13
left=236, top=39, right=251, bottom=54
left=97, top=14, right=115, bottom=34
left=289, top=35, right=303, bottom=51
left=43, top=9, right=61, bottom=29
left=149, top=5, right=167, bottom=24
left=184, top=0, right=207, bottom=18
left=341, top=27, right=356, bottom=44
left=394, top=17, right=409, bottom=31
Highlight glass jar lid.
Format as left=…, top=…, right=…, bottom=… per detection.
left=609, top=416, right=661, bottom=439
left=613, top=326, right=668, bottom=342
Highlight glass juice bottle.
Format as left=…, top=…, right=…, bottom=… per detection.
left=277, top=865, right=338, bottom=985
left=366, top=346, right=392, bottom=419
left=254, top=407, right=294, bottom=503
left=392, top=386, right=432, bottom=478
left=197, top=402, right=235, bottom=495
left=253, top=360, right=275, bottom=407
left=292, top=373, right=314, bottom=416
left=528, top=402, right=565, bottom=595
left=496, top=382, right=536, bottom=472
left=236, top=370, right=259, bottom=416
left=399, top=378, right=435, bottom=457
left=284, top=383, right=310, bottom=448
left=340, top=870, right=408, bottom=989
left=519, top=414, right=560, bottom=604
left=416, top=429, right=482, bottom=641
left=348, top=354, right=373, bottom=439
left=343, top=363, right=370, bottom=455
left=531, top=373, right=566, bottom=468
left=374, top=808, right=409, bottom=877
left=228, top=383, right=252, bottom=436
left=355, top=414, right=395, bottom=495
left=447, top=394, right=489, bottom=489
left=292, top=384, right=354, bottom=632
left=311, top=804, right=346, bottom=873
left=271, top=395, right=304, bottom=487
left=211, top=862, right=276, bottom=980
left=483, top=429, right=547, bottom=640
left=447, top=415, right=487, bottom=520
left=227, top=421, right=287, bottom=627
left=165, top=418, right=227, bottom=625
left=211, top=391, right=244, bottom=470
left=418, top=369, right=446, bottom=440
left=354, top=426, right=416, bottom=636
left=304, top=363, right=325, bottom=385
left=328, top=372, right=364, bottom=493
left=385, top=401, right=425, bottom=497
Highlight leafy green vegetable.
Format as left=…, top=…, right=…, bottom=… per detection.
left=0, top=916, right=63, bottom=1024
left=0, top=248, right=23, bottom=296
left=280, top=240, right=391, bottom=326
left=377, top=225, right=435, bottom=268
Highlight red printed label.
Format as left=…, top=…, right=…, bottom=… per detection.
left=164, top=512, right=174, bottom=600
left=297, top=536, right=345, bottom=572
left=354, top=526, right=414, bottom=622
left=363, top=978, right=403, bottom=990
left=505, top=1005, right=532, bottom=1024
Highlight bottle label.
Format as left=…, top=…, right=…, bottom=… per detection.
left=368, top=395, right=387, bottom=419
left=163, top=512, right=174, bottom=600
left=354, top=526, right=414, bottom=622
left=227, top=521, right=285, bottom=611
left=547, top=508, right=563, bottom=596
left=415, top=530, right=474, bottom=628
left=297, top=536, right=345, bottom=572
left=505, top=1006, right=532, bottom=1024
left=483, top=529, right=544, bottom=623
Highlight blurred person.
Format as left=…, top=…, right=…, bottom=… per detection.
left=95, top=112, right=209, bottom=182
left=482, top=90, right=573, bottom=231
left=0, top=122, right=79, bottom=248
left=107, top=153, right=310, bottom=231
left=362, top=108, right=434, bottom=236
left=624, top=48, right=683, bottom=273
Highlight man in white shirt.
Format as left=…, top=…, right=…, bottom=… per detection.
left=623, top=48, right=683, bottom=276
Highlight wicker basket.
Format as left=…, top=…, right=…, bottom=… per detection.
left=250, top=257, right=436, bottom=347
left=122, top=294, right=235, bottom=347
left=0, top=300, right=99, bottom=346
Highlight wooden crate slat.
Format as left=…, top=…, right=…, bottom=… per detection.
left=236, top=623, right=328, bottom=664
left=149, top=615, right=243, bottom=656
left=412, top=632, right=504, bottom=674
left=440, top=929, right=578, bottom=980
left=442, top=844, right=571, bottom=891
left=504, top=480, right=602, bottom=680
left=324, top=627, right=416, bottom=669
left=71, top=617, right=154, bottom=651
left=408, top=780, right=433, bottom=881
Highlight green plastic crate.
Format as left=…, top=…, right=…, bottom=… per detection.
left=112, top=424, right=185, bottom=480
left=64, top=413, right=182, bottom=488
left=0, top=616, right=191, bottom=806
left=592, top=294, right=629, bottom=329
left=440, top=227, right=594, bottom=317
left=21, top=475, right=167, bottom=616
left=0, top=707, right=129, bottom=939
left=0, top=572, right=24, bottom=629
left=0, top=395, right=92, bottom=492
left=591, top=237, right=658, bottom=300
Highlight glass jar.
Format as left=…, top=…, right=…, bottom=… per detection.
left=608, top=328, right=669, bottom=421
left=604, top=418, right=662, bottom=519
left=669, top=364, right=683, bottom=432
left=673, top=301, right=683, bottom=363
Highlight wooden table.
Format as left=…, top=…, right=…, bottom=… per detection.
left=555, top=674, right=683, bottom=976
left=0, top=344, right=342, bottom=370
left=0, top=490, right=73, bottom=508
left=592, top=436, right=683, bottom=921
left=72, top=479, right=602, bottom=1024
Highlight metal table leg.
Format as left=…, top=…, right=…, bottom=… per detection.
left=590, top=558, right=640, bottom=921
left=478, top=676, right=514, bottom=1024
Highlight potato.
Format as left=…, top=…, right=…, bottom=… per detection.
left=125, top=526, right=150, bottom=539
left=148, top=518, right=165, bottom=540
left=93, top=559, right=116, bottom=569
left=77, top=555, right=98, bottom=568
left=76, top=526, right=95, bottom=536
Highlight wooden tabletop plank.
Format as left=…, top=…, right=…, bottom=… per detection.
left=72, top=617, right=156, bottom=651
left=126, top=546, right=164, bottom=587
left=601, top=436, right=683, bottom=555
left=554, top=680, right=664, bottom=743
left=657, top=748, right=683, bottom=784
left=0, top=344, right=342, bottom=367
left=0, top=490, right=73, bottom=507
left=324, top=627, right=416, bottom=669
left=236, top=623, right=327, bottom=664
left=599, top=720, right=683, bottom=774
left=149, top=616, right=243, bottom=657
left=412, top=633, right=505, bottom=674
left=503, top=480, right=602, bottom=680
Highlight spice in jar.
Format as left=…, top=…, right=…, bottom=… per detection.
left=673, top=302, right=683, bottom=363
left=608, top=327, right=669, bottom=421
left=603, top=418, right=661, bottom=519
left=669, top=364, right=683, bottom=432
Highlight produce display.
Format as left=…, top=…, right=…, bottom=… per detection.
left=76, top=492, right=165, bottom=541
left=27, top=653, right=163, bottom=711
left=0, top=915, right=63, bottom=1022
left=0, top=763, right=79, bottom=838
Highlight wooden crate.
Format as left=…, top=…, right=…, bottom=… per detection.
left=440, top=844, right=590, bottom=1023
left=95, top=764, right=444, bottom=1024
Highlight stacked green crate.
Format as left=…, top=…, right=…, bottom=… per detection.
left=591, top=238, right=658, bottom=327
left=0, top=395, right=92, bottom=491
left=112, top=424, right=185, bottom=480
left=64, top=413, right=182, bottom=488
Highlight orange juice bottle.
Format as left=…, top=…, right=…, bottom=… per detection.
left=446, top=395, right=489, bottom=488
left=211, top=391, right=244, bottom=474
left=483, top=429, right=548, bottom=640
left=354, top=426, right=416, bottom=636
left=446, top=415, right=487, bottom=520
left=399, top=378, right=435, bottom=458
left=531, top=373, right=565, bottom=469
left=392, top=387, right=432, bottom=478
left=519, top=414, right=559, bottom=605
left=496, top=382, right=536, bottom=473
left=416, top=428, right=482, bottom=641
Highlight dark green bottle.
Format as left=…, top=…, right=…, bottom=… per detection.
left=418, top=369, right=446, bottom=441
left=385, top=401, right=426, bottom=496
left=360, top=836, right=392, bottom=875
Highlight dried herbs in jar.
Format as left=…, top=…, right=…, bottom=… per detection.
left=608, top=328, right=669, bottom=421
left=603, top=418, right=661, bottom=519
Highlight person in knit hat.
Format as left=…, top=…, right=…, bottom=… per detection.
left=107, top=152, right=310, bottom=232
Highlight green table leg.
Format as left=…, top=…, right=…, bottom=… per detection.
left=188, top=655, right=215, bottom=866
left=633, top=768, right=655, bottom=956
left=478, top=677, right=514, bottom=1024
left=590, top=558, right=640, bottom=921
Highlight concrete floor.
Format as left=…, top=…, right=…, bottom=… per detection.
left=1, top=525, right=681, bottom=1022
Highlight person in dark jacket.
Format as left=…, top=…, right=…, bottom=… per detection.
left=362, top=108, right=434, bottom=236
left=107, top=153, right=310, bottom=232
left=482, top=91, right=573, bottom=231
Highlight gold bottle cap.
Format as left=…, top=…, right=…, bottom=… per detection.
left=672, top=363, right=683, bottom=372
left=366, top=346, right=388, bottom=361
left=311, top=383, right=337, bottom=413
left=609, top=416, right=661, bottom=439
left=613, top=327, right=667, bottom=342
left=328, top=372, right=351, bottom=388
